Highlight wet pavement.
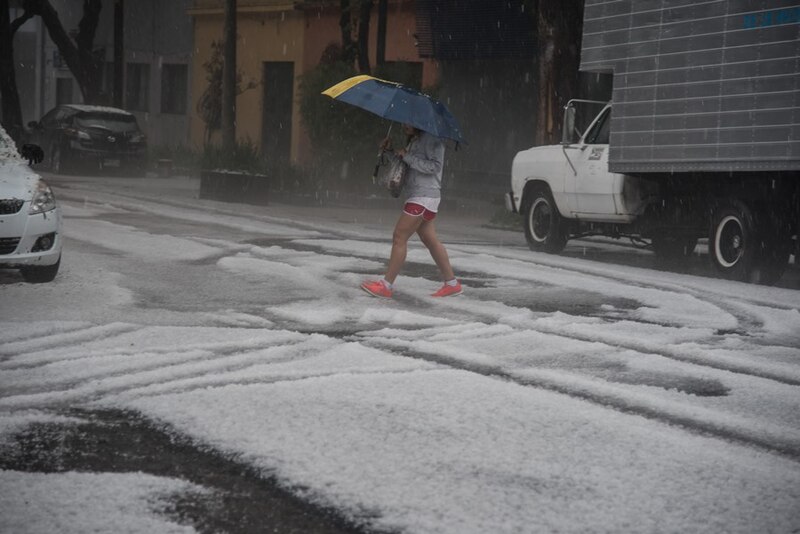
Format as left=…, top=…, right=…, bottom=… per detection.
left=0, top=410, right=376, bottom=534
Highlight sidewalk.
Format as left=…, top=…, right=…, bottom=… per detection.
left=49, top=172, right=525, bottom=248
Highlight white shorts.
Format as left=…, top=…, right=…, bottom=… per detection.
left=405, top=196, right=440, bottom=213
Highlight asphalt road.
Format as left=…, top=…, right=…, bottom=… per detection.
left=2, top=172, right=798, bottom=533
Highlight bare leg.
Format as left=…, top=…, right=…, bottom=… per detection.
left=417, top=219, right=455, bottom=281
left=384, top=213, right=424, bottom=283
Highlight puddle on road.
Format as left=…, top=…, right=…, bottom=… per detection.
left=607, top=371, right=730, bottom=397
left=0, top=409, right=375, bottom=534
left=467, top=283, right=641, bottom=317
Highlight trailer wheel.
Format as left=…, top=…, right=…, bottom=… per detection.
left=709, top=200, right=758, bottom=282
left=523, top=186, right=567, bottom=253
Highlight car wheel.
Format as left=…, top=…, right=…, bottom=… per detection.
left=50, top=144, right=62, bottom=173
left=21, top=255, right=61, bottom=284
left=50, top=144, right=71, bottom=174
left=523, top=185, right=568, bottom=253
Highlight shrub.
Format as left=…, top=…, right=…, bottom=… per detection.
left=200, top=139, right=264, bottom=175
left=148, top=145, right=201, bottom=173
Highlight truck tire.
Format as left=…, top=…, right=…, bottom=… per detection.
left=651, top=235, right=698, bottom=259
left=523, top=186, right=567, bottom=253
left=709, top=199, right=759, bottom=282
left=752, top=229, right=792, bottom=285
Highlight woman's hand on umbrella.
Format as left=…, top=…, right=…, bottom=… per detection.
left=380, top=137, right=393, bottom=152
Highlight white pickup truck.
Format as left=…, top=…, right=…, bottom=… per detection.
left=505, top=98, right=798, bottom=285
left=506, top=101, right=694, bottom=256
left=505, top=0, right=799, bottom=286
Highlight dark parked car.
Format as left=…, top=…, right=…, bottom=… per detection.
left=28, top=104, right=147, bottom=176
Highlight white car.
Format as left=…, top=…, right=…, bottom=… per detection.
left=0, top=125, right=62, bottom=283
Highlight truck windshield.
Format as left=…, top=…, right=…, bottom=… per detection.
left=585, top=108, right=611, bottom=144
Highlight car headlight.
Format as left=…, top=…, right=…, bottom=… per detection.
left=29, top=180, right=57, bottom=214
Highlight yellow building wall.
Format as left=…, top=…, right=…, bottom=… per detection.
left=297, top=3, right=438, bottom=162
left=190, top=1, right=439, bottom=167
left=302, top=3, right=438, bottom=89
left=190, top=8, right=305, bottom=164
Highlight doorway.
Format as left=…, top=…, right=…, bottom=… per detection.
left=261, top=62, right=294, bottom=184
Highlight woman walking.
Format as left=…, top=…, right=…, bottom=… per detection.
left=361, top=124, right=462, bottom=299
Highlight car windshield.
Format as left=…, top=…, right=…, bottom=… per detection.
left=75, top=112, right=139, bottom=133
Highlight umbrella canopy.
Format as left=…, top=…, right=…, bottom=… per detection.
left=322, top=75, right=466, bottom=144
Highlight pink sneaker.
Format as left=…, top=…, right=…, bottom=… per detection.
left=432, top=280, right=462, bottom=297
left=361, top=280, right=393, bottom=299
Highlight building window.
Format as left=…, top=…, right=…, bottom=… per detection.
left=161, top=64, right=188, bottom=115
left=126, top=63, right=150, bottom=111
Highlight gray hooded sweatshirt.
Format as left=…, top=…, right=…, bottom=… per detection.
left=400, top=132, right=445, bottom=199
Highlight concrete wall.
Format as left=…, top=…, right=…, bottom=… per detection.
left=122, top=0, right=193, bottom=147
left=189, top=7, right=307, bottom=156
left=189, top=1, right=435, bottom=166
left=12, top=0, right=193, bottom=147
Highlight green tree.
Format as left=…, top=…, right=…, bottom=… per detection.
left=339, top=0, right=374, bottom=73
left=535, top=0, right=585, bottom=145
left=0, top=0, right=24, bottom=140
left=196, top=40, right=255, bottom=145
left=0, top=0, right=104, bottom=142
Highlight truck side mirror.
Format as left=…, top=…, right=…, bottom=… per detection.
left=562, top=105, right=576, bottom=145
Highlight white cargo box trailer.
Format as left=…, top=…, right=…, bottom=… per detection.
left=506, top=1, right=799, bottom=284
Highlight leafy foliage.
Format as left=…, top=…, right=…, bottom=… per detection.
left=196, top=40, right=256, bottom=145
left=200, top=138, right=264, bottom=175
left=148, top=144, right=201, bottom=172
left=298, top=59, right=436, bottom=192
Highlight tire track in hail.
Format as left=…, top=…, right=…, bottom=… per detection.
left=356, top=335, right=800, bottom=462
left=0, top=337, right=323, bottom=410
left=0, top=323, right=143, bottom=363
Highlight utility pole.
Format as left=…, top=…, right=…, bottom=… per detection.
left=376, top=0, right=387, bottom=66
left=113, top=0, right=124, bottom=107
left=221, top=0, right=237, bottom=151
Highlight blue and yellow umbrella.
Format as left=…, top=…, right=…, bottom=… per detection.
left=322, top=75, right=466, bottom=144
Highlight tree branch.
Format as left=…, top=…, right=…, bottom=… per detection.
left=76, top=0, right=102, bottom=54
left=10, top=10, right=35, bottom=36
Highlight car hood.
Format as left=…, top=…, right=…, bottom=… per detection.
left=0, top=161, right=41, bottom=201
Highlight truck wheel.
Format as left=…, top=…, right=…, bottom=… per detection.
left=751, top=230, right=792, bottom=285
left=651, top=235, right=698, bottom=259
left=709, top=200, right=758, bottom=282
left=523, top=187, right=567, bottom=253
